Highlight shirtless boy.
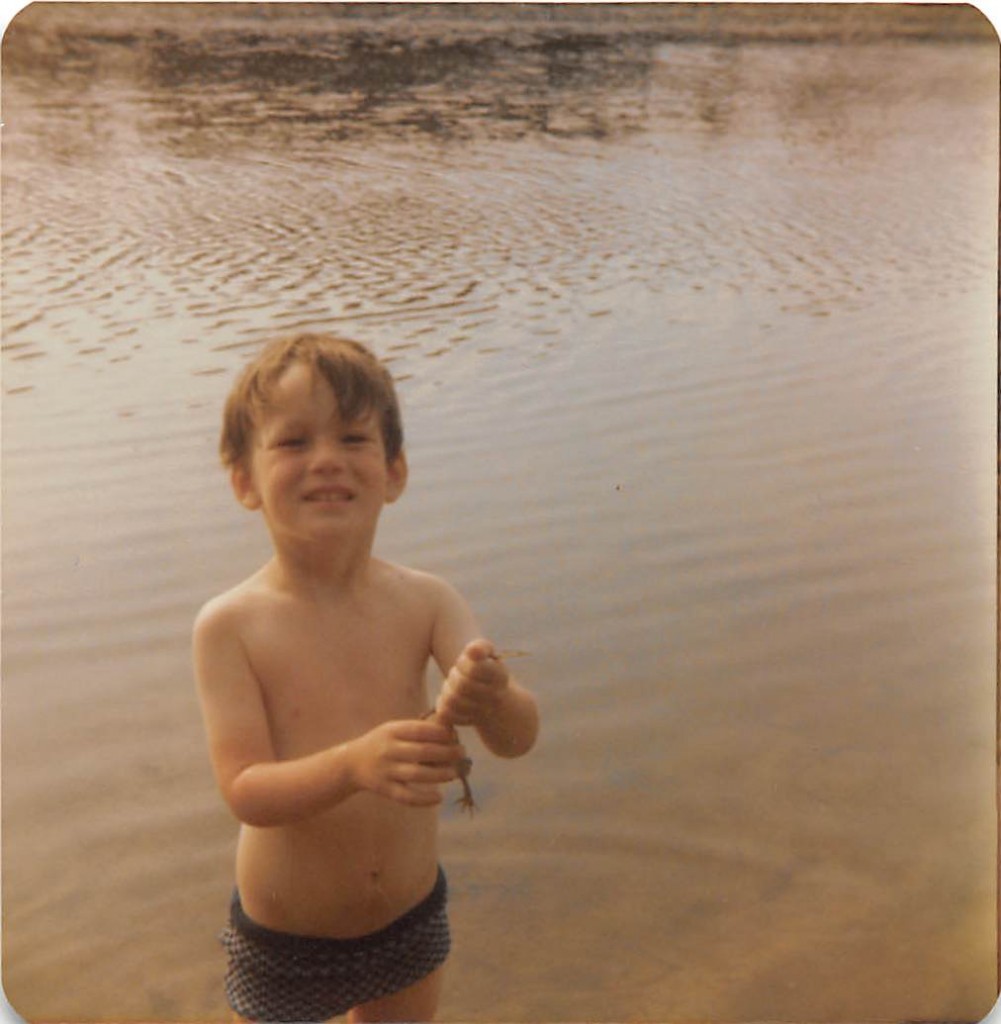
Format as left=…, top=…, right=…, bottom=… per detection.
left=193, top=333, right=539, bottom=1023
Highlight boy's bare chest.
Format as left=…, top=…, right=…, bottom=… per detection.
left=243, top=600, right=432, bottom=754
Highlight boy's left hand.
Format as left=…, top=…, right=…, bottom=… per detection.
left=435, top=639, right=509, bottom=728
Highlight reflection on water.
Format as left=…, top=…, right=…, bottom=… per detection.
left=2, top=4, right=997, bottom=1023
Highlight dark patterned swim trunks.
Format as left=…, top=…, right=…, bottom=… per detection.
left=220, top=867, right=450, bottom=1022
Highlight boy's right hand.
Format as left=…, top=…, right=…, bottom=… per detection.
left=348, top=719, right=466, bottom=807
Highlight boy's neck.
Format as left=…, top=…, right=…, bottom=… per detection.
left=265, top=536, right=377, bottom=600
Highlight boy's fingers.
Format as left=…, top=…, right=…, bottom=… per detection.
left=457, top=653, right=505, bottom=685
left=406, top=762, right=458, bottom=784
left=464, top=639, right=496, bottom=662
left=400, top=738, right=466, bottom=765
left=435, top=688, right=475, bottom=721
left=395, top=720, right=454, bottom=744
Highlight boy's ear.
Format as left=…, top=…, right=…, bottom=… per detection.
left=385, top=451, right=408, bottom=504
left=230, top=464, right=262, bottom=511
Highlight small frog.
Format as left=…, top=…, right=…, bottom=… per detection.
left=424, top=649, right=529, bottom=815
left=421, top=708, right=476, bottom=814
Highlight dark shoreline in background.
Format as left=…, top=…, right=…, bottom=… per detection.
left=5, top=3, right=995, bottom=150
left=5, top=1, right=996, bottom=63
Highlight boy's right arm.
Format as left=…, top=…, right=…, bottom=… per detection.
left=193, top=600, right=462, bottom=828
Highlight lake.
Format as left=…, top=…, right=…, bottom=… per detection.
left=2, top=4, right=997, bottom=1021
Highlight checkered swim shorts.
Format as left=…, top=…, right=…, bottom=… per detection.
left=220, top=867, right=450, bottom=1022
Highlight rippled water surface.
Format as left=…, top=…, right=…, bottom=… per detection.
left=3, top=4, right=998, bottom=1022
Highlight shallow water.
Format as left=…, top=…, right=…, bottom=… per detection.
left=2, top=4, right=998, bottom=1022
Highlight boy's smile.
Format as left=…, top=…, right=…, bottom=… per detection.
left=303, top=484, right=356, bottom=505
left=231, top=361, right=407, bottom=547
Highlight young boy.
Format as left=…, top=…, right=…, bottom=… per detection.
left=193, top=332, right=539, bottom=1023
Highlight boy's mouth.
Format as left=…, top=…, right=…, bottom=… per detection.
left=303, top=486, right=354, bottom=503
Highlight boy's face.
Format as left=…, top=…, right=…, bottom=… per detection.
left=231, top=362, right=407, bottom=545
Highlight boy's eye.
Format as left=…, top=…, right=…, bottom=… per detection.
left=276, top=437, right=306, bottom=449
left=343, top=433, right=371, bottom=446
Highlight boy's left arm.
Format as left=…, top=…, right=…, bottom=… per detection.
left=439, top=640, right=539, bottom=758
left=428, top=577, right=539, bottom=759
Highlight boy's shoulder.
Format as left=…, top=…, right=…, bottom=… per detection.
left=193, top=567, right=275, bottom=640
left=373, top=559, right=463, bottom=600
left=369, top=559, right=454, bottom=608
left=368, top=561, right=476, bottom=641
left=376, top=561, right=474, bottom=640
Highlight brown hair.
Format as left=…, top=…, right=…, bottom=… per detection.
left=219, top=332, right=404, bottom=469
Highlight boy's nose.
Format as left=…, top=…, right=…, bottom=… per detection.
left=310, top=437, right=346, bottom=471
